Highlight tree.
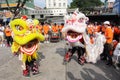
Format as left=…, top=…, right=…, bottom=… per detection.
left=5, top=0, right=29, bottom=19
left=70, top=0, right=103, bottom=9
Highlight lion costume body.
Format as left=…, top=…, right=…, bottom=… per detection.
left=62, top=9, right=88, bottom=64
left=10, top=18, right=44, bottom=76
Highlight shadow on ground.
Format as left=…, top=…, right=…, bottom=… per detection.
left=67, top=60, right=120, bottom=80
left=67, top=72, right=82, bottom=80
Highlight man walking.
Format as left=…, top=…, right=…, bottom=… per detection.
left=101, top=21, right=114, bottom=66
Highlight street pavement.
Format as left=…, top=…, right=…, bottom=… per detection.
left=0, top=41, right=120, bottom=80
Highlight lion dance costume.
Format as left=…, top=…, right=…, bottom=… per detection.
left=10, top=17, right=44, bottom=76
left=62, top=9, right=106, bottom=64
left=62, top=9, right=88, bottom=65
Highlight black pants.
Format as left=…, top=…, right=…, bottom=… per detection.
left=70, top=46, right=85, bottom=59
left=6, top=36, right=13, bottom=46
left=101, top=43, right=113, bottom=64
left=26, top=59, right=39, bottom=73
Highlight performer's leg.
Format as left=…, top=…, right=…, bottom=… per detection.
left=77, top=47, right=85, bottom=59
left=100, top=44, right=107, bottom=60
left=31, top=59, right=39, bottom=75
left=23, top=61, right=30, bottom=76
left=77, top=47, right=85, bottom=65
left=64, top=49, right=72, bottom=62
left=64, top=47, right=76, bottom=62
left=71, top=47, right=77, bottom=56
left=105, top=44, right=113, bottom=66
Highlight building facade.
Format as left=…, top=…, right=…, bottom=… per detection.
left=28, top=0, right=68, bottom=24
left=28, top=9, right=67, bottom=23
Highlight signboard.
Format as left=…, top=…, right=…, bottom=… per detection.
left=1, top=3, right=18, bottom=8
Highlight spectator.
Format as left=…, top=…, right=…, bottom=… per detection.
left=4, top=25, right=13, bottom=47
left=101, top=21, right=114, bottom=66
left=43, top=22, right=50, bottom=43
left=0, top=24, right=5, bottom=47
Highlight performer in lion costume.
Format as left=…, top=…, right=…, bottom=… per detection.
left=62, top=9, right=88, bottom=65
left=10, top=16, right=44, bottom=76
left=62, top=9, right=106, bottom=64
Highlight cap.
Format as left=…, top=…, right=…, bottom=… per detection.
left=103, top=21, right=110, bottom=25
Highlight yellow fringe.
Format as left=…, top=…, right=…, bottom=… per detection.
left=11, top=42, right=20, bottom=53
left=22, top=52, right=38, bottom=62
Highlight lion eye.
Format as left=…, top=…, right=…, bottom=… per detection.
left=15, top=25, right=23, bottom=31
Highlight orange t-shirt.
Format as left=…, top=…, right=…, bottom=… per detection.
left=36, top=25, right=43, bottom=33
left=52, top=25, right=59, bottom=33
left=59, top=25, right=64, bottom=32
left=104, top=27, right=113, bottom=43
left=113, top=26, right=120, bottom=35
left=94, top=25, right=101, bottom=33
left=87, top=25, right=94, bottom=35
left=4, top=28, right=12, bottom=37
left=43, top=25, right=49, bottom=34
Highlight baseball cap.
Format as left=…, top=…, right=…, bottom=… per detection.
left=103, top=21, right=110, bottom=25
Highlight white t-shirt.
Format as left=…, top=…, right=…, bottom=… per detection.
left=0, top=26, right=4, bottom=35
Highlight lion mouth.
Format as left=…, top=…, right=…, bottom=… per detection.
left=20, top=39, right=38, bottom=55
left=66, top=30, right=82, bottom=42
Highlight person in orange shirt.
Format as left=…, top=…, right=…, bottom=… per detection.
left=36, top=23, right=43, bottom=33
left=87, top=23, right=94, bottom=36
left=52, top=23, right=59, bottom=33
left=58, top=23, right=64, bottom=40
left=4, top=25, right=13, bottom=47
left=112, top=25, right=120, bottom=42
left=94, top=22, right=101, bottom=33
left=59, top=23, right=64, bottom=32
left=87, top=22, right=95, bottom=44
left=101, top=21, right=113, bottom=66
left=43, top=22, right=50, bottom=43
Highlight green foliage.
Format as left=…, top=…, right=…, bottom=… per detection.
left=70, top=0, right=103, bottom=9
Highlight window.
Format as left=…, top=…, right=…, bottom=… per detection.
left=32, top=11, right=34, bottom=14
left=49, top=4, right=51, bottom=7
left=53, top=3, right=56, bottom=7
left=63, top=3, right=66, bottom=7
left=59, top=3, right=61, bottom=7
